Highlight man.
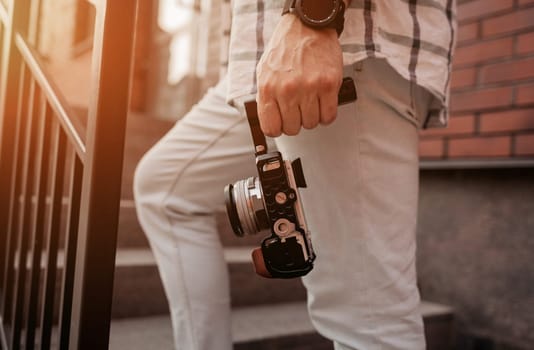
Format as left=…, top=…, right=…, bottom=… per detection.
left=134, top=0, right=456, bottom=349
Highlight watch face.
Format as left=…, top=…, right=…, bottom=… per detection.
left=297, top=0, right=338, bottom=25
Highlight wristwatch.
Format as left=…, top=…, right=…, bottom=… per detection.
left=282, top=0, right=346, bottom=37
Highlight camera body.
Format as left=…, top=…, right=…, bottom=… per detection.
left=225, top=148, right=314, bottom=278
left=225, top=77, right=357, bottom=279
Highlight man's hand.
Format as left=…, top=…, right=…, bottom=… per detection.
left=256, top=14, right=343, bottom=137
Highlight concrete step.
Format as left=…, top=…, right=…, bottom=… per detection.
left=17, top=247, right=304, bottom=321
left=109, top=301, right=454, bottom=350
left=111, top=247, right=306, bottom=318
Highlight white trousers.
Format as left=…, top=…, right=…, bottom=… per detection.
left=134, top=58, right=432, bottom=350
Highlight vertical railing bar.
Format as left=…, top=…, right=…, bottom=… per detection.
left=0, top=317, right=7, bottom=350
left=0, top=2, right=30, bottom=335
left=24, top=92, right=52, bottom=350
left=58, top=153, right=83, bottom=350
left=1, top=320, right=8, bottom=350
left=38, top=121, right=67, bottom=350
left=0, top=17, right=8, bottom=296
left=69, top=2, right=138, bottom=348
left=1, top=63, right=28, bottom=323
left=10, top=77, right=37, bottom=350
left=0, top=0, right=32, bottom=345
left=0, top=0, right=13, bottom=306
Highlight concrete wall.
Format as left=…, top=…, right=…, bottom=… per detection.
left=417, top=168, right=534, bottom=349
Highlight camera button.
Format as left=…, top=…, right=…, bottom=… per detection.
left=274, top=218, right=294, bottom=237
left=275, top=192, right=287, bottom=204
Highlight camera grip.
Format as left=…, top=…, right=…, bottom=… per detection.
left=252, top=248, right=272, bottom=278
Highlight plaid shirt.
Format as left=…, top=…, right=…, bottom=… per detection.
left=226, top=0, right=457, bottom=129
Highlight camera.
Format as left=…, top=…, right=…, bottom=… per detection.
left=225, top=147, right=314, bottom=278
left=224, top=77, right=357, bottom=279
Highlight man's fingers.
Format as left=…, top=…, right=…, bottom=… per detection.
left=258, top=100, right=282, bottom=137
left=278, top=99, right=302, bottom=136
left=300, top=96, right=321, bottom=130
left=319, top=89, right=339, bottom=125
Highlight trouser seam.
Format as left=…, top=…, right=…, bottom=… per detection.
left=160, top=116, right=245, bottom=349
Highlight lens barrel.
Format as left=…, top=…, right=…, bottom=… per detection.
left=224, top=177, right=267, bottom=237
left=224, top=183, right=245, bottom=237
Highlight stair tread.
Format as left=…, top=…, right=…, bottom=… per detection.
left=109, top=301, right=453, bottom=349
left=114, top=246, right=252, bottom=266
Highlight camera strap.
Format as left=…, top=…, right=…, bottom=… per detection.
left=244, top=101, right=268, bottom=157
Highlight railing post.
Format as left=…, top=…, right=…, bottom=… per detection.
left=68, top=1, right=138, bottom=348
left=0, top=0, right=30, bottom=316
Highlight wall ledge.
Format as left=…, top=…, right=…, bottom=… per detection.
left=420, top=158, right=534, bottom=170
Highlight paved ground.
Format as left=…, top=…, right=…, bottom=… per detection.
left=108, top=301, right=453, bottom=350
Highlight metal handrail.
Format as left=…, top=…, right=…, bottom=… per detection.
left=0, top=2, right=7, bottom=26
left=14, top=34, right=87, bottom=161
left=0, top=0, right=139, bottom=348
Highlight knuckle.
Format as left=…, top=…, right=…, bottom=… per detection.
left=321, top=76, right=337, bottom=91
left=280, top=79, right=298, bottom=95
left=303, top=77, right=318, bottom=91
left=258, top=81, right=274, bottom=98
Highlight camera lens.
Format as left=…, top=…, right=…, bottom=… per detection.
left=224, top=183, right=245, bottom=237
left=224, top=177, right=268, bottom=237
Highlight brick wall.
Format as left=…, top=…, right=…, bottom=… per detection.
left=419, top=0, right=534, bottom=160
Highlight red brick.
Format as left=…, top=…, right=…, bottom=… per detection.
left=449, top=136, right=511, bottom=157
left=420, top=115, right=476, bottom=137
left=451, top=68, right=477, bottom=89
left=482, top=8, right=534, bottom=37
left=480, top=108, right=534, bottom=132
left=458, top=0, right=514, bottom=22
left=453, top=38, right=513, bottom=67
left=517, top=32, right=534, bottom=55
left=515, top=134, right=534, bottom=155
left=450, top=87, right=513, bottom=113
left=479, top=57, right=534, bottom=84
left=457, top=22, right=479, bottom=43
left=419, top=139, right=444, bottom=158
left=516, top=84, right=534, bottom=105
